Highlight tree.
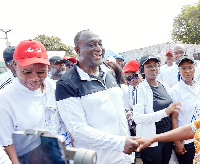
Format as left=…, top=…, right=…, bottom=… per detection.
left=172, top=1, right=200, bottom=44
left=33, top=34, right=77, bottom=58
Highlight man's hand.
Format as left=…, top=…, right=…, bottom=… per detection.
left=174, top=141, right=186, bottom=155
left=123, top=136, right=140, bottom=155
left=135, top=137, right=154, bottom=152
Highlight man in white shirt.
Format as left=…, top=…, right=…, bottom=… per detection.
left=163, top=44, right=185, bottom=88
left=0, top=46, right=16, bottom=89
left=0, top=40, right=70, bottom=163
left=159, top=49, right=174, bottom=81
left=56, top=30, right=139, bottom=164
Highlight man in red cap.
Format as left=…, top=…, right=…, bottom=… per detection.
left=159, top=49, right=175, bottom=81
left=0, top=40, right=71, bottom=163
left=63, top=56, right=77, bottom=72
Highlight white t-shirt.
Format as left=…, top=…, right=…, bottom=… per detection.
left=163, top=64, right=179, bottom=88
left=169, top=80, right=200, bottom=144
left=194, top=63, right=200, bottom=83
left=159, top=64, right=171, bottom=81
left=0, top=71, right=15, bottom=89
left=0, top=147, right=11, bottom=164
left=0, top=77, right=71, bottom=152
left=121, top=84, right=130, bottom=110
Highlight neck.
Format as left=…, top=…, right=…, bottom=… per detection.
left=183, top=79, right=194, bottom=86
left=51, top=74, right=60, bottom=80
left=40, top=83, right=44, bottom=92
left=147, top=79, right=158, bottom=87
left=78, top=63, right=100, bottom=76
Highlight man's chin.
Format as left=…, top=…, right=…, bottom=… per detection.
left=58, top=71, right=66, bottom=77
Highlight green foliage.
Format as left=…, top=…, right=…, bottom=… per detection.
left=33, top=34, right=77, bottom=58
left=172, top=1, right=200, bottom=44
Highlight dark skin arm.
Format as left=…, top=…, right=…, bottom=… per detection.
left=171, top=112, right=186, bottom=155
left=124, top=136, right=141, bottom=154
left=4, top=144, right=20, bottom=164
left=136, top=124, right=194, bottom=152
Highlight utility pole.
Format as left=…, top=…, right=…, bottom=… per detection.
left=0, top=29, right=12, bottom=47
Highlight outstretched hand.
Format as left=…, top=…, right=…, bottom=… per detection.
left=123, top=136, right=141, bottom=155
left=135, top=137, right=154, bottom=152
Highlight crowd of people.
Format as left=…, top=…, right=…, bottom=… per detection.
left=0, top=29, right=200, bottom=164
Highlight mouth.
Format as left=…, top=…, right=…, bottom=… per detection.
left=93, top=54, right=102, bottom=59
left=28, top=82, right=40, bottom=89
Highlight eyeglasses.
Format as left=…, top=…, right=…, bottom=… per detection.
left=125, top=74, right=139, bottom=81
left=66, top=63, right=74, bottom=67
left=53, top=61, right=65, bottom=65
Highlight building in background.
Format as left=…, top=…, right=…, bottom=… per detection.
left=121, top=42, right=200, bottom=65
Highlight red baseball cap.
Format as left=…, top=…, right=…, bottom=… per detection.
left=123, top=60, right=139, bottom=73
left=63, top=56, right=77, bottom=63
left=166, top=49, right=173, bottom=56
left=14, top=39, right=50, bottom=67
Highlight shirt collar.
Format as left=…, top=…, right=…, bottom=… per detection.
left=14, top=77, right=53, bottom=95
left=75, top=63, right=110, bottom=81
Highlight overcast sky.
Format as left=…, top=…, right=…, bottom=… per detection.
left=0, top=0, right=199, bottom=60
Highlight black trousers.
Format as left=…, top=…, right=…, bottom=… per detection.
left=140, top=141, right=173, bottom=164
left=175, top=142, right=195, bottom=164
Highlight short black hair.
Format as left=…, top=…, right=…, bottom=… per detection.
left=74, top=29, right=90, bottom=46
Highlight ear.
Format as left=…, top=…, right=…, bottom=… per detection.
left=12, top=60, right=17, bottom=70
left=5, top=63, right=10, bottom=69
left=75, top=46, right=80, bottom=54
left=48, top=65, right=51, bottom=72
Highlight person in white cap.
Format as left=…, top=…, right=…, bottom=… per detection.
left=0, top=40, right=71, bottom=163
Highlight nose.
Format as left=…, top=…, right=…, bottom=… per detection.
left=60, top=63, right=66, bottom=67
left=150, top=66, right=156, bottom=71
left=185, top=68, right=190, bottom=73
left=95, top=44, right=102, bottom=52
left=30, top=72, right=40, bottom=81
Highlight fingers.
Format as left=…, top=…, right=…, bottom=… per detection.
left=130, top=136, right=141, bottom=140
left=136, top=144, right=144, bottom=152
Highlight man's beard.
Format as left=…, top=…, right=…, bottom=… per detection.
left=51, top=68, right=66, bottom=78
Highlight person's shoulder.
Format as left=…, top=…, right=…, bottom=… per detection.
left=120, top=84, right=129, bottom=93
left=164, top=64, right=177, bottom=74
left=0, top=72, right=12, bottom=83
left=196, top=63, right=200, bottom=69
left=135, top=79, right=146, bottom=90
left=0, top=79, right=16, bottom=98
left=169, top=81, right=180, bottom=93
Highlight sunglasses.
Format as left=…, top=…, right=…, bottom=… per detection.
left=66, top=63, right=74, bottom=67
left=125, top=74, right=139, bottom=81
left=54, top=61, right=65, bottom=65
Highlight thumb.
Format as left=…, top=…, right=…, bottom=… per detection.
left=136, top=145, right=143, bottom=152
left=131, top=136, right=141, bottom=140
